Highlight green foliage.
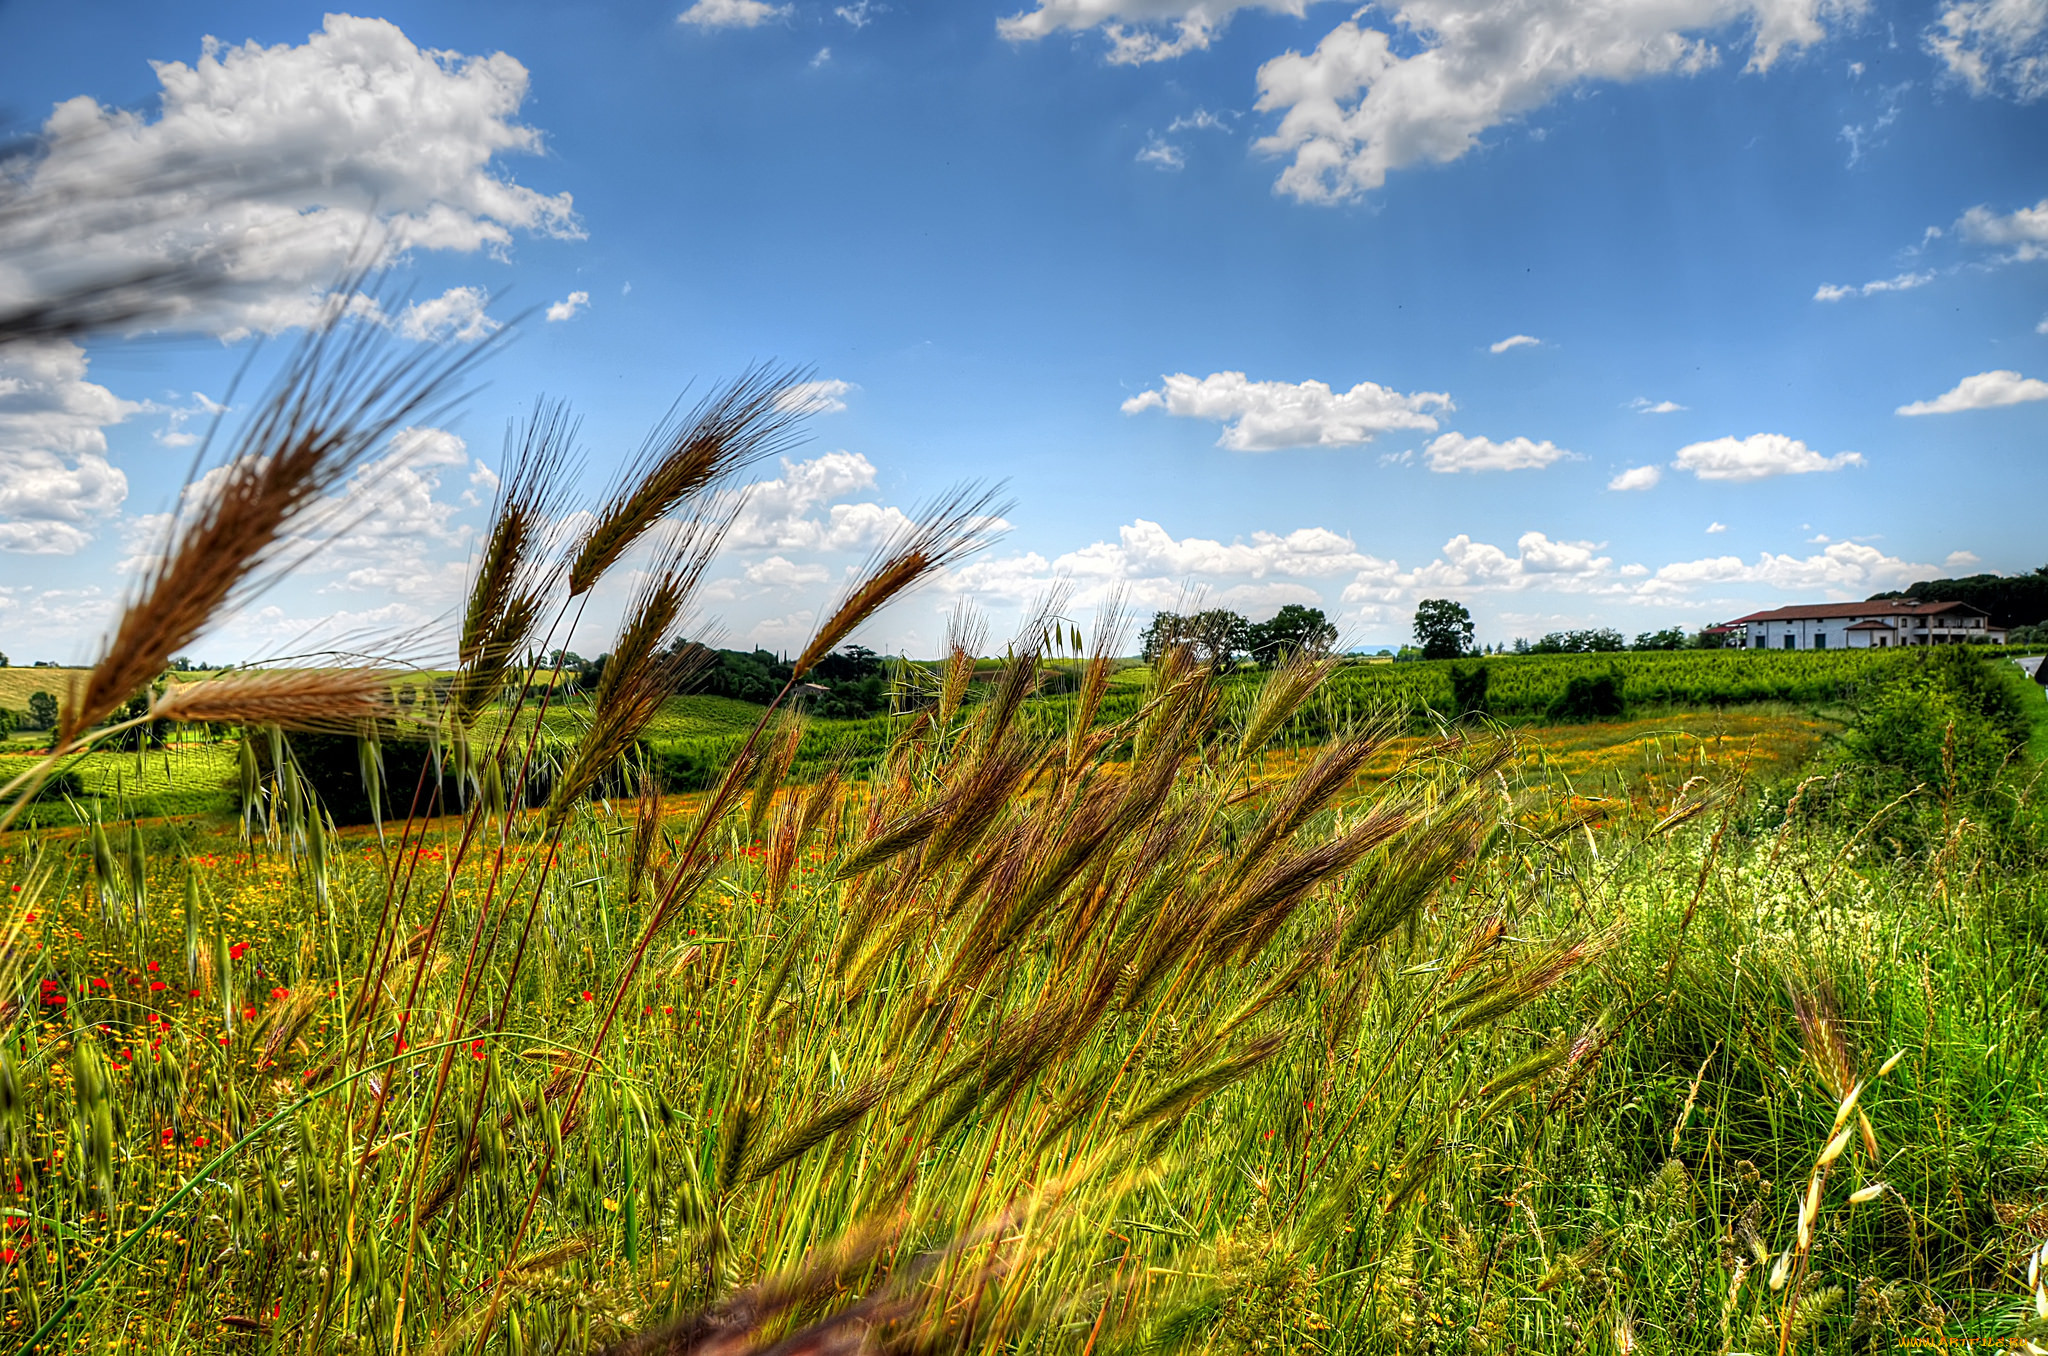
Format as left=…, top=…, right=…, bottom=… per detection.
left=1447, top=662, right=1490, bottom=717
left=1142, top=608, right=1254, bottom=670
left=1529, top=627, right=1626, bottom=654
left=1412, top=598, right=1474, bottom=660
left=1631, top=625, right=1690, bottom=650
left=1546, top=669, right=1626, bottom=721
left=26, top=690, right=58, bottom=731
left=1248, top=604, right=1337, bottom=666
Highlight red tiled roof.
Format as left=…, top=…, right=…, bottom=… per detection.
left=1844, top=619, right=1897, bottom=630
left=1727, top=599, right=1985, bottom=624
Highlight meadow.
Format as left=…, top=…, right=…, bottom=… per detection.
left=4, top=331, right=2047, bottom=1356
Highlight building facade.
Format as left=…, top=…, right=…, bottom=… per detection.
left=1726, top=600, right=2005, bottom=650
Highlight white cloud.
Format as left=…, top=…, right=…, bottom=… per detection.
left=1812, top=270, right=1934, bottom=301
left=1137, top=136, right=1187, bottom=170
left=1706, top=521, right=1728, bottom=533
left=1121, top=370, right=1451, bottom=450
left=148, top=390, right=227, bottom=448
left=1489, top=333, right=1540, bottom=353
left=1251, top=0, right=1860, bottom=203
left=545, top=290, right=590, bottom=323
left=1945, top=549, right=1982, bottom=569
left=1630, top=397, right=1687, bottom=414
left=744, top=555, right=833, bottom=587
left=397, top=286, right=500, bottom=343
left=775, top=379, right=858, bottom=415
left=0, top=341, right=136, bottom=553
left=1608, top=464, right=1663, bottom=491
left=836, top=1, right=882, bottom=27
left=0, top=15, right=578, bottom=342
left=812, top=46, right=834, bottom=66
left=1169, top=107, right=1233, bottom=132
left=677, top=0, right=791, bottom=28
left=1672, top=432, right=1864, bottom=481
left=728, top=451, right=913, bottom=552
left=1895, top=368, right=2048, bottom=414
left=1925, top=0, right=2048, bottom=101
left=997, top=1, right=1319, bottom=65
left=1647, top=540, right=1932, bottom=593
left=1424, top=432, right=1572, bottom=473
left=1956, top=197, right=2048, bottom=260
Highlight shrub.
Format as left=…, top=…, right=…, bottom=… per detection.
left=1546, top=670, right=1626, bottom=721
left=1448, top=663, right=1490, bottom=717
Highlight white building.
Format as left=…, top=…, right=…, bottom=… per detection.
left=1727, top=599, right=2005, bottom=650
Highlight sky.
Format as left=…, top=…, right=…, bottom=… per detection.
left=0, top=0, right=2043, bottom=663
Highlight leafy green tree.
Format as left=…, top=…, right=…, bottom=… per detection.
left=1532, top=628, right=1626, bottom=654
left=1632, top=627, right=1689, bottom=651
left=26, top=691, right=57, bottom=731
left=1141, top=610, right=1252, bottom=671
left=1248, top=605, right=1337, bottom=665
left=1412, top=599, right=1474, bottom=660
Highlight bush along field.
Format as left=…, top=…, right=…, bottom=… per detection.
left=5, top=327, right=2048, bottom=1354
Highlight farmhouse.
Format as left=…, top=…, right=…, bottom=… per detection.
left=1727, top=599, right=2006, bottom=651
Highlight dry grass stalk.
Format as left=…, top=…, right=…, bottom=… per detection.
left=65, top=288, right=476, bottom=743
left=568, top=365, right=810, bottom=596
left=792, top=484, right=1009, bottom=679
left=451, top=400, right=580, bottom=723
left=150, top=669, right=391, bottom=730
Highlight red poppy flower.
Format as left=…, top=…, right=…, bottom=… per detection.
left=228, top=943, right=248, bottom=961
left=150, top=981, right=167, bottom=991
left=146, top=961, right=159, bottom=972
left=242, top=1007, right=256, bottom=1021
left=269, top=987, right=288, bottom=1001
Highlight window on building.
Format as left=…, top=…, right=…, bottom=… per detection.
left=1783, top=635, right=1796, bottom=649
left=1815, top=633, right=1827, bottom=649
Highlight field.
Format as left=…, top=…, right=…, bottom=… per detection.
left=5, top=646, right=2045, bottom=1354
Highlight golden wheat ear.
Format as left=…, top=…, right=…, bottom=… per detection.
left=792, top=482, right=1011, bottom=679
left=64, top=280, right=482, bottom=745
left=567, top=364, right=813, bottom=597
left=450, top=399, right=581, bottom=725
left=150, top=669, right=391, bottom=731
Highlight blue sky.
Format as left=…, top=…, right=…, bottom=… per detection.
left=0, top=0, right=2043, bottom=661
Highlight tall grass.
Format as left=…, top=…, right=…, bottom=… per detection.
left=5, top=318, right=2046, bottom=1355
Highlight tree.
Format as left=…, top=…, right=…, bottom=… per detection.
left=1531, top=628, right=1626, bottom=654
left=1248, top=605, right=1337, bottom=665
left=1412, top=599, right=1474, bottom=660
left=1632, top=627, right=1689, bottom=651
left=1141, top=610, right=1252, bottom=671
left=26, top=691, right=57, bottom=731
left=1870, top=564, right=2048, bottom=630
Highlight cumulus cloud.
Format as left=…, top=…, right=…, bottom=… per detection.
left=1707, top=521, right=1728, bottom=533
left=1121, top=370, right=1451, bottom=450
left=0, top=15, right=578, bottom=342
left=1645, top=540, right=1932, bottom=594
left=1423, top=432, right=1572, bottom=473
left=677, top=0, right=791, bottom=28
left=545, top=290, right=590, bottom=323
left=1672, top=433, right=1864, bottom=481
left=1925, top=0, right=2048, bottom=100
left=397, top=286, right=499, bottom=343
left=1813, top=270, right=1935, bottom=301
left=1630, top=397, right=1687, bottom=413
left=1489, top=333, right=1540, bottom=353
left=1251, top=0, right=1859, bottom=203
left=744, top=555, right=833, bottom=587
left=1955, top=197, right=2048, bottom=260
left=0, top=341, right=136, bottom=553
left=1895, top=368, right=2048, bottom=414
left=1608, top=464, right=1663, bottom=491
left=997, top=1, right=1319, bottom=65
left=728, top=451, right=913, bottom=552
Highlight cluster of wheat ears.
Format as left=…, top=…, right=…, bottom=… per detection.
left=8, top=300, right=1788, bottom=1356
